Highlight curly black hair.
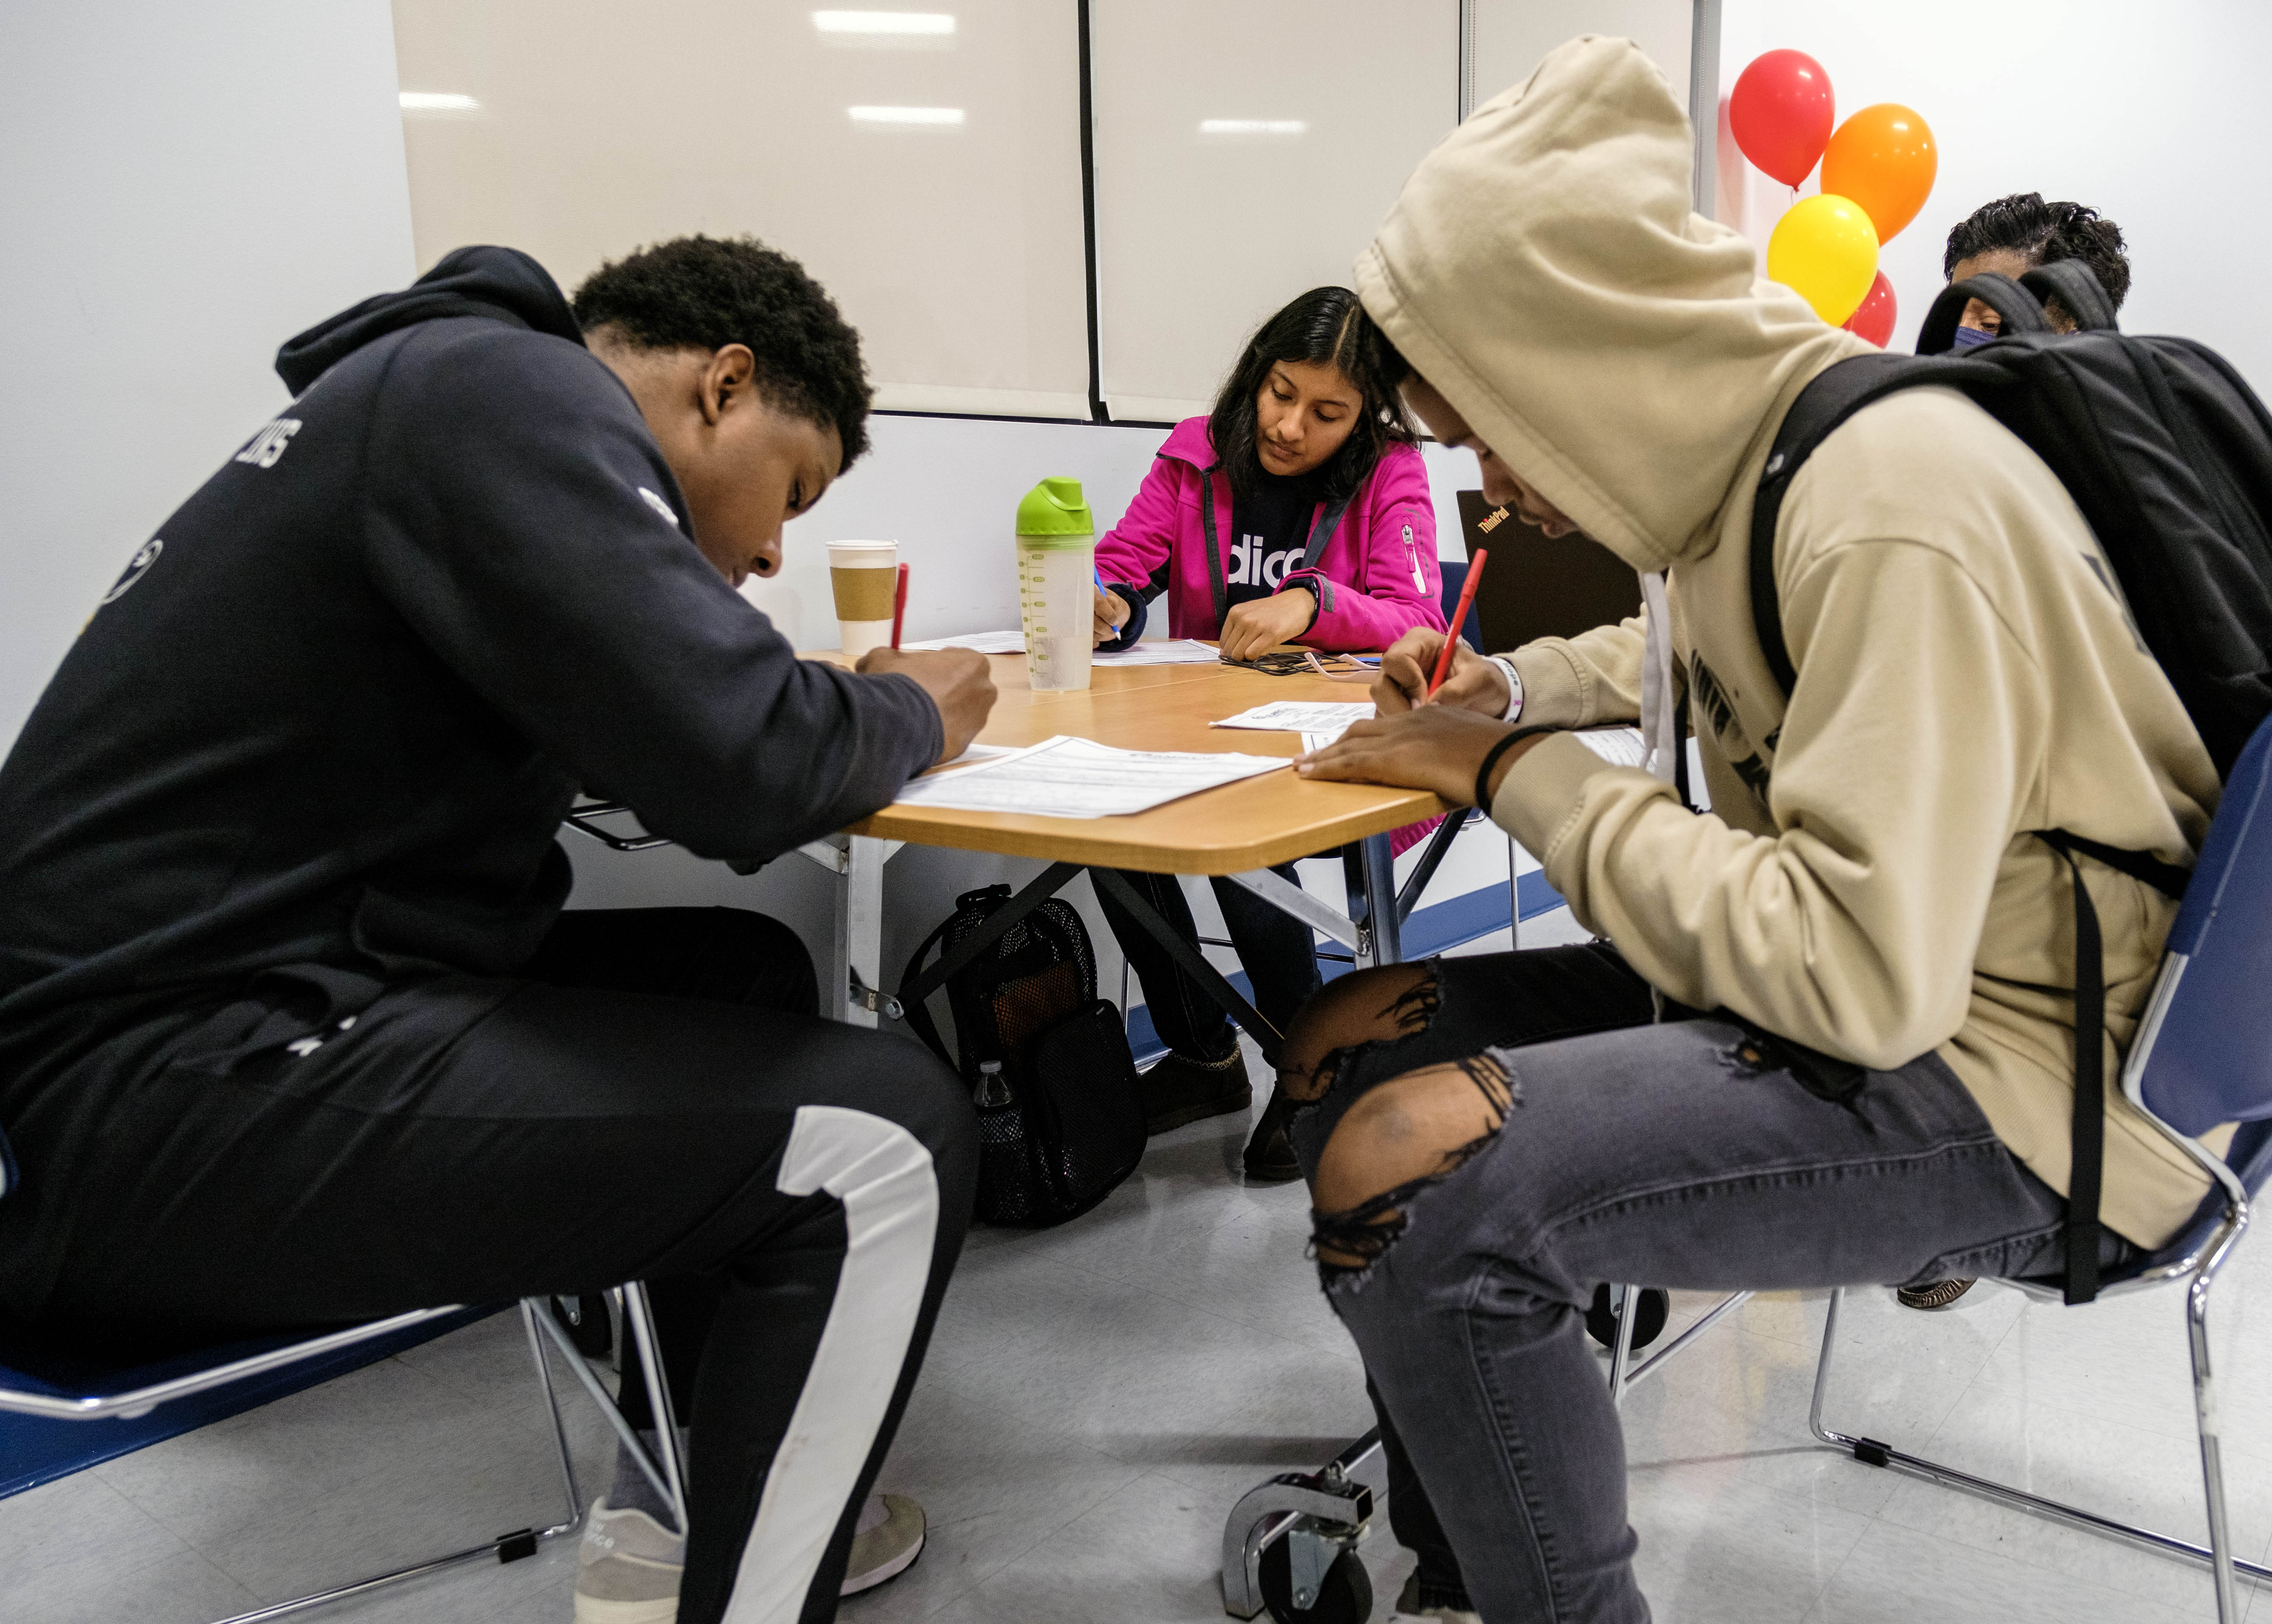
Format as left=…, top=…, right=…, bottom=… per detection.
left=1943, top=192, right=2132, bottom=312
left=1209, top=287, right=1416, bottom=501
left=572, top=234, right=872, bottom=469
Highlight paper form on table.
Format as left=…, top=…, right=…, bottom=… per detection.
left=1211, top=700, right=1377, bottom=733
left=1094, top=639, right=1221, bottom=665
left=889, top=734, right=1287, bottom=818
left=900, top=629, right=1028, bottom=654
left=926, top=742, right=1019, bottom=772
left=1573, top=727, right=1648, bottom=767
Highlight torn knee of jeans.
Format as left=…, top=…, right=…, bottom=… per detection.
left=1278, top=964, right=1442, bottom=1102
left=1309, top=1044, right=1521, bottom=1289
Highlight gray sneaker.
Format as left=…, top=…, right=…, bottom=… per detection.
left=841, top=1492, right=926, bottom=1595
left=574, top=1499, right=682, bottom=1624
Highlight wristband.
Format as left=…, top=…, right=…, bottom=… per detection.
left=1473, top=724, right=1554, bottom=812
left=1489, top=655, right=1526, bottom=721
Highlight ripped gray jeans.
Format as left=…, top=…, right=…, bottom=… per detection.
left=1288, top=943, right=2123, bottom=1624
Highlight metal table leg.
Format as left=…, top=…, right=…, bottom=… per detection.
left=797, top=835, right=903, bottom=1026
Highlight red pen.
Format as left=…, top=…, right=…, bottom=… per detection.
left=889, top=562, right=910, bottom=651
left=1427, top=547, right=1487, bottom=697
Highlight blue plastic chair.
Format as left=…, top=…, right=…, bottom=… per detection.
left=1807, top=712, right=2272, bottom=1621
left=0, top=1283, right=692, bottom=1621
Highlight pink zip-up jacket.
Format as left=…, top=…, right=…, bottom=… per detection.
left=1095, top=418, right=1444, bottom=652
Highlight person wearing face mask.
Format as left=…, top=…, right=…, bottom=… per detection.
left=0, top=237, right=995, bottom=1624
left=1089, top=287, right=1442, bottom=1177
left=1276, top=40, right=2219, bottom=1623
left=1942, top=191, right=2132, bottom=348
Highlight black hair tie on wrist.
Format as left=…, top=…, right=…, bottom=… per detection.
left=1473, top=725, right=1554, bottom=812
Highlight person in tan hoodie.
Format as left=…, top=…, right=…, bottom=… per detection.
left=1279, top=35, right=2227, bottom=1624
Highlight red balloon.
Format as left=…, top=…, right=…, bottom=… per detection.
left=1843, top=270, right=1897, bottom=347
left=1729, top=50, right=1836, bottom=188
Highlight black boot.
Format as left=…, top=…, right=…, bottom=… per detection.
left=1241, top=1087, right=1302, bottom=1182
left=1139, top=1048, right=1252, bottom=1135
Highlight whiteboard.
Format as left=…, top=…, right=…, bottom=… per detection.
left=1088, top=1, right=1460, bottom=424
left=390, top=2, right=1706, bottom=427
left=390, top=0, right=1092, bottom=418
left=1471, top=0, right=1693, bottom=119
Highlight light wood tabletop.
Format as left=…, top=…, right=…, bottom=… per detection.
left=814, top=650, right=1447, bottom=874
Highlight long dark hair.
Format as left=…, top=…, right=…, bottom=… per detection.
left=1208, top=287, right=1416, bottom=501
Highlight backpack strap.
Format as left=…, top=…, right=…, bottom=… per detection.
left=2036, top=832, right=2107, bottom=1304
left=1916, top=271, right=2053, bottom=356
left=1749, top=353, right=1948, bottom=694
left=2021, top=259, right=2120, bottom=334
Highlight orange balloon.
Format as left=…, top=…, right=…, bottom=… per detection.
left=1820, top=103, right=1937, bottom=243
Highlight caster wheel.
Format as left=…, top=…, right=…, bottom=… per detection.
left=551, top=1293, right=613, bottom=1359
left=1259, top=1536, right=1373, bottom=1624
left=1585, top=1284, right=1668, bottom=1351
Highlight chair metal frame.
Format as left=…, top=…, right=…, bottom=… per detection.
left=1802, top=968, right=2265, bottom=1621
left=0, top=1286, right=687, bottom=1623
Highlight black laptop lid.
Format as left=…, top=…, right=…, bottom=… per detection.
left=1456, top=489, right=1640, bottom=654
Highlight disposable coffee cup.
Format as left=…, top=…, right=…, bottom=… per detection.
left=827, top=539, right=899, bottom=659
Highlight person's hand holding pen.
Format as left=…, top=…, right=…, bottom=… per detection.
left=1093, top=583, right=1132, bottom=646
left=1300, top=628, right=1542, bottom=807
left=1368, top=630, right=1513, bottom=716
left=1300, top=551, right=1544, bottom=806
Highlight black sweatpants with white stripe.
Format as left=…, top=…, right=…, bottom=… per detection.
left=0, top=907, right=977, bottom=1624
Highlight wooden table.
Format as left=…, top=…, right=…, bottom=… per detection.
left=794, top=651, right=1453, bottom=1040
left=847, top=655, right=1443, bottom=872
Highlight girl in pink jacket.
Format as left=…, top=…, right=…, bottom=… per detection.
left=1091, top=286, right=1444, bottom=659
left=1090, top=289, right=1442, bottom=1181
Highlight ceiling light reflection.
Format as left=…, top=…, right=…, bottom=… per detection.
left=848, top=106, right=965, bottom=126
left=399, top=91, right=481, bottom=113
left=814, top=11, right=955, bottom=34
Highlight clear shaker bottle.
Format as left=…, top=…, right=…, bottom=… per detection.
left=1015, top=477, right=1096, bottom=692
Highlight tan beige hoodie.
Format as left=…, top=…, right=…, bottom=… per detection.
left=1355, top=36, right=2226, bottom=1249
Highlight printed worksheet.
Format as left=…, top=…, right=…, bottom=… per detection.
left=890, top=735, right=1287, bottom=818
left=1094, top=639, right=1221, bottom=665
left=1211, top=700, right=1377, bottom=733
left=900, top=629, right=1028, bottom=654
left=1574, top=727, right=1648, bottom=767
left=927, top=742, right=1019, bottom=771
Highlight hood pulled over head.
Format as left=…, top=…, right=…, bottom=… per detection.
left=1355, top=36, right=1873, bottom=573
left=275, top=245, right=582, bottom=395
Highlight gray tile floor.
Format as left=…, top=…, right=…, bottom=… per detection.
left=14, top=960, right=2272, bottom=1621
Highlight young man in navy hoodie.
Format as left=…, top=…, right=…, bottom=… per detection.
left=0, top=236, right=992, bottom=1624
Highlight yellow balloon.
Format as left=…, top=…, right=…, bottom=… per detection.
left=1767, top=194, right=1880, bottom=326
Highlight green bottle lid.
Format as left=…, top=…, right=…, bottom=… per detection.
left=1016, top=476, right=1095, bottom=539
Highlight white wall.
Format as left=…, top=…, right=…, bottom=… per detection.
left=1720, top=0, right=2272, bottom=383
left=0, top=1, right=417, bottom=750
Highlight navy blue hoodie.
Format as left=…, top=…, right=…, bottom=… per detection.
left=0, top=247, right=941, bottom=1029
